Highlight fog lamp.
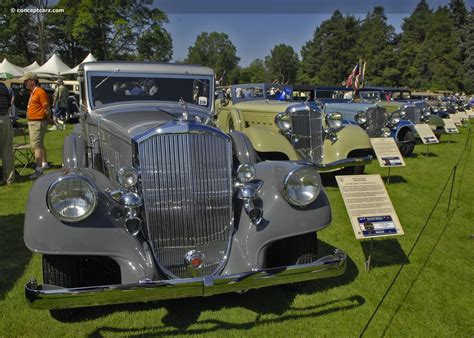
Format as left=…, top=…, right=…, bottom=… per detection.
left=117, top=167, right=138, bottom=188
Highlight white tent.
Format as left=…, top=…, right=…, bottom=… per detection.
left=23, top=61, right=40, bottom=72
left=61, top=53, right=97, bottom=75
left=32, top=54, right=71, bottom=76
left=0, top=59, right=25, bottom=77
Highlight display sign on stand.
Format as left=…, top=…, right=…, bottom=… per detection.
left=370, top=137, right=405, bottom=184
left=450, top=113, right=462, bottom=126
left=458, top=111, right=468, bottom=122
left=336, top=174, right=404, bottom=271
left=443, top=118, right=459, bottom=144
left=467, top=109, right=474, bottom=118
left=415, top=124, right=439, bottom=156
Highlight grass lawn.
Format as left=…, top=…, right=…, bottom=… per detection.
left=0, top=121, right=473, bottom=337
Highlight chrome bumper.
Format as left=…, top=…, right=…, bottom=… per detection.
left=25, top=250, right=346, bottom=310
left=311, top=155, right=373, bottom=171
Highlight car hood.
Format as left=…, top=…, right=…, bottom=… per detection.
left=96, top=101, right=212, bottom=141
left=231, top=100, right=304, bottom=112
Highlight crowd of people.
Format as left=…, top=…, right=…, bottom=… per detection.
left=0, top=72, right=69, bottom=184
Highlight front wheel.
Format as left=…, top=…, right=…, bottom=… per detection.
left=398, top=130, right=415, bottom=157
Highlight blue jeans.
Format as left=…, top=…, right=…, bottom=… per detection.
left=53, top=106, right=66, bottom=118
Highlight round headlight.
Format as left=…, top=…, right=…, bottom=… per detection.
left=400, top=110, right=406, bottom=118
left=283, top=166, right=321, bottom=207
left=382, top=127, right=391, bottom=137
left=47, top=175, right=97, bottom=222
left=275, top=112, right=292, bottom=132
left=355, top=111, right=367, bottom=125
left=236, top=163, right=256, bottom=183
left=389, top=111, right=401, bottom=125
left=327, top=112, right=343, bottom=130
left=117, top=167, right=138, bottom=188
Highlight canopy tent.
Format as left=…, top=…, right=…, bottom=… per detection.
left=0, top=59, right=25, bottom=77
left=32, top=54, right=71, bottom=76
left=23, top=61, right=40, bottom=72
left=61, top=53, right=97, bottom=75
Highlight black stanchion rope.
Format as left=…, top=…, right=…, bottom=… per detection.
left=360, top=127, right=472, bottom=337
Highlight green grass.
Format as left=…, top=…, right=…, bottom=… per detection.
left=0, top=122, right=473, bottom=337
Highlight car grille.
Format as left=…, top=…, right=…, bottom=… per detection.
left=137, top=129, right=233, bottom=279
left=404, top=105, right=420, bottom=124
left=291, top=106, right=323, bottom=163
left=365, top=106, right=387, bottom=137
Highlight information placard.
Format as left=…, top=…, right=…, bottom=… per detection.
left=336, top=174, right=404, bottom=239
left=450, top=113, right=462, bottom=126
left=415, top=124, right=439, bottom=144
left=370, top=137, right=406, bottom=167
left=467, top=109, right=474, bottom=118
left=443, top=118, right=460, bottom=133
left=457, top=111, right=468, bottom=121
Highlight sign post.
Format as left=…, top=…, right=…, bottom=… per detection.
left=443, top=118, right=460, bottom=144
left=414, top=124, right=439, bottom=157
left=370, top=138, right=406, bottom=185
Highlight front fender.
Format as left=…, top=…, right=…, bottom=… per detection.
left=243, top=126, right=299, bottom=160
left=392, top=120, right=416, bottom=139
left=23, top=169, right=155, bottom=283
left=62, top=133, right=87, bottom=168
left=321, top=125, right=372, bottom=165
left=224, top=161, right=331, bottom=274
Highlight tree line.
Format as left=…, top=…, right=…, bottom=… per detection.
left=0, top=0, right=472, bottom=92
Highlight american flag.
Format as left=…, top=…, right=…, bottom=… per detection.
left=354, top=63, right=363, bottom=89
left=346, top=64, right=359, bottom=88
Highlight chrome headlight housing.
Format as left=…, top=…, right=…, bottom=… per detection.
left=355, top=111, right=367, bottom=125
left=275, top=112, right=292, bottom=132
left=117, top=167, right=138, bottom=188
left=236, top=163, right=256, bottom=183
left=399, top=110, right=406, bottom=119
left=47, top=174, right=97, bottom=222
left=389, top=111, right=401, bottom=125
left=283, top=166, right=321, bottom=207
left=327, top=112, right=343, bottom=130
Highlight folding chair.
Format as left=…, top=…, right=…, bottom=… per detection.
left=13, top=126, right=35, bottom=174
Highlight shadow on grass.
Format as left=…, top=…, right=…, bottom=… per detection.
left=381, top=175, right=407, bottom=185
left=0, top=213, right=31, bottom=300
left=360, top=238, right=409, bottom=269
left=61, top=242, right=361, bottom=333
left=87, top=295, right=365, bottom=337
left=411, top=152, right=439, bottom=158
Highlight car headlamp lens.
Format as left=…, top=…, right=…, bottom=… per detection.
left=117, top=167, right=138, bottom=188
left=236, top=163, right=256, bottom=183
left=47, top=175, right=97, bottom=222
left=382, top=127, right=391, bottom=137
left=275, top=112, right=292, bottom=132
left=283, top=166, right=321, bottom=207
left=389, top=111, right=401, bottom=125
left=327, top=112, right=343, bottom=129
left=400, top=110, right=406, bottom=118
left=355, top=111, right=367, bottom=125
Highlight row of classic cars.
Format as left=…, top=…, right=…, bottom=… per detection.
left=24, top=62, right=468, bottom=321
left=24, top=63, right=347, bottom=320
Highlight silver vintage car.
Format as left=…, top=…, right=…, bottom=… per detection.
left=23, top=62, right=346, bottom=320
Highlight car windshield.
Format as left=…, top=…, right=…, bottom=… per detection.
left=315, top=89, right=353, bottom=99
left=231, top=83, right=293, bottom=102
left=88, top=72, right=212, bottom=109
left=360, top=91, right=382, bottom=101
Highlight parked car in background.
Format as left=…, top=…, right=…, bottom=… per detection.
left=215, top=83, right=372, bottom=174
left=293, top=85, right=353, bottom=106
left=4, top=78, right=55, bottom=117
left=358, top=87, right=445, bottom=139
left=24, top=62, right=347, bottom=321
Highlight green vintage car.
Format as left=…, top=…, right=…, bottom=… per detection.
left=215, top=83, right=373, bottom=173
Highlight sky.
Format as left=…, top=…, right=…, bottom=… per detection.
left=157, top=0, right=472, bottom=66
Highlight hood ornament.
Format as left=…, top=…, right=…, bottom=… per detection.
left=179, top=97, right=190, bottom=121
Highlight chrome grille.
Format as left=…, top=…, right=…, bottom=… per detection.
left=404, top=105, right=420, bottom=123
left=365, top=107, right=387, bottom=137
left=291, top=107, right=323, bottom=163
left=137, top=129, right=233, bottom=279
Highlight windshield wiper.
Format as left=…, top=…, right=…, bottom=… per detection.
left=95, top=68, right=120, bottom=89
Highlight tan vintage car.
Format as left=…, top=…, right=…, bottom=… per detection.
left=215, top=83, right=373, bottom=173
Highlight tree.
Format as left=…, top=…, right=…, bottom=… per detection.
left=71, top=0, right=171, bottom=61
left=137, top=26, right=173, bottom=62
left=185, top=32, right=240, bottom=84
left=397, top=0, right=434, bottom=88
left=299, top=10, right=360, bottom=85
left=0, top=0, right=38, bottom=65
left=264, top=44, right=299, bottom=83
left=238, top=58, right=268, bottom=83
left=354, top=6, right=398, bottom=86
left=462, top=8, right=474, bottom=92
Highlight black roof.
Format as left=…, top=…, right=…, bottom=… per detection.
left=293, top=85, right=352, bottom=91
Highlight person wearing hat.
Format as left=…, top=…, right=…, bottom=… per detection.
left=0, top=74, right=15, bottom=185
left=21, top=72, right=50, bottom=179
left=50, top=78, right=68, bottom=131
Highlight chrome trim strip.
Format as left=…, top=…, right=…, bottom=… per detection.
left=25, top=251, right=346, bottom=310
left=306, top=155, right=373, bottom=171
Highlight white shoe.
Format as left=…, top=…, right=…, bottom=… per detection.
left=42, top=162, right=50, bottom=169
left=48, top=125, right=57, bottom=131
left=29, top=170, right=43, bottom=180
